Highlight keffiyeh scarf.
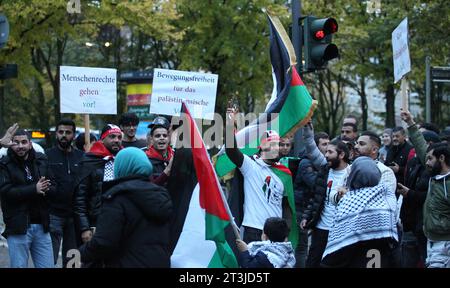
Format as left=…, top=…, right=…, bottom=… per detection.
left=248, top=240, right=296, bottom=268
left=323, top=183, right=398, bottom=258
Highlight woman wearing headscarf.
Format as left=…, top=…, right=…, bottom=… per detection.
left=79, top=147, right=173, bottom=267
left=321, top=156, right=398, bottom=268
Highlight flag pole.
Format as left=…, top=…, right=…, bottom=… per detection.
left=84, top=114, right=91, bottom=151
left=183, top=101, right=241, bottom=240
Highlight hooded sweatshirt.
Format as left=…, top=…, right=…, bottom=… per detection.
left=423, top=171, right=450, bottom=241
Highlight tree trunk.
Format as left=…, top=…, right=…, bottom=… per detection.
left=360, top=76, right=368, bottom=131
left=385, top=83, right=395, bottom=128
left=54, top=38, right=64, bottom=124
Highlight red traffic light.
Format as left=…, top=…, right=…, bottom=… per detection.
left=315, top=30, right=325, bottom=40
left=310, top=17, right=338, bottom=38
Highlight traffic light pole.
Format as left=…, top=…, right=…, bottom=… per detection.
left=291, top=0, right=305, bottom=157
left=292, top=0, right=303, bottom=74
left=425, top=56, right=431, bottom=123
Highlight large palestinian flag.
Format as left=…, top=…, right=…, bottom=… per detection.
left=215, top=13, right=317, bottom=178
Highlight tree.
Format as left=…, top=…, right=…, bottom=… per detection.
left=174, top=0, right=289, bottom=116
left=0, top=0, right=181, bottom=133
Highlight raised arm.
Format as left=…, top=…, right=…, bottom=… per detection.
left=225, top=107, right=244, bottom=168
left=401, top=109, right=427, bottom=166
left=0, top=123, right=19, bottom=148
left=302, top=124, right=327, bottom=169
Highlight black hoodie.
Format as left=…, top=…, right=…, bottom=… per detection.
left=78, top=176, right=173, bottom=268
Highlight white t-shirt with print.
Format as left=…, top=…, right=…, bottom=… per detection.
left=239, top=155, right=285, bottom=230
left=316, top=166, right=350, bottom=230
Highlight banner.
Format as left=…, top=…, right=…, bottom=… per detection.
left=60, top=66, right=117, bottom=114
left=392, top=18, right=411, bottom=83
left=150, top=68, right=218, bottom=120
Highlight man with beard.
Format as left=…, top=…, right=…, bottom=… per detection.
left=144, top=116, right=174, bottom=187
left=73, top=124, right=122, bottom=245
left=397, top=130, right=440, bottom=267
left=401, top=109, right=450, bottom=267
left=0, top=130, right=54, bottom=267
left=422, top=143, right=450, bottom=267
left=45, top=119, right=84, bottom=267
left=386, top=126, right=413, bottom=185
left=118, top=112, right=147, bottom=148
left=226, top=108, right=295, bottom=243
left=300, top=127, right=351, bottom=267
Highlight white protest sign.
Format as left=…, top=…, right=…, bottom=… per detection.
left=60, top=66, right=117, bottom=114
left=150, top=68, right=218, bottom=120
left=392, top=18, right=411, bottom=83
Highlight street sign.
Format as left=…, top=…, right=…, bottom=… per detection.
left=431, top=66, right=450, bottom=83
left=392, top=18, right=411, bottom=83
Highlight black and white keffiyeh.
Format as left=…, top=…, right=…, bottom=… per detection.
left=247, top=240, right=296, bottom=268
left=103, top=158, right=115, bottom=181
left=323, top=183, right=398, bottom=258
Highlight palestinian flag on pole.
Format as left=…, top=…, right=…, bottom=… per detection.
left=170, top=103, right=238, bottom=268
left=215, top=12, right=317, bottom=178
left=214, top=12, right=317, bottom=249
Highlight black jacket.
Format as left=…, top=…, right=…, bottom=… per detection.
left=0, top=149, right=53, bottom=237
left=401, top=155, right=430, bottom=233
left=301, top=165, right=329, bottom=229
left=73, top=154, right=107, bottom=234
left=386, top=141, right=413, bottom=184
left=294, top=158, right=319, bottom=222
left=46, top=147, right=84, bottom=217
left=79, top=176, right=173, bottom=268
left=238, top=250, right=274, bottom=268
left=149, top=157, right=167, bottom=179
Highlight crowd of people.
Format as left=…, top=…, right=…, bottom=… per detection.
left=0, top=108, right=449, bottom=268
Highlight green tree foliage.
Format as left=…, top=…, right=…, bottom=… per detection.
left=0, top=0, right=180, bottom=134
left=174, top=0, right=288, bottom=116
left=1, top=0, right=449, bottom=138
left=303, top=0, right=450, bottom=130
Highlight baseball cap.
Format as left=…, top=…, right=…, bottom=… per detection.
left=147, top=116, right=170, bottom=130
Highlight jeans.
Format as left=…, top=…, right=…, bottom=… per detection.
left=305, top=228, right=329, bottom=268
left=400, top=231, right=421, bottom=268
left=7, top=224, right=54, bottom=268
left=49, top=214, right=77, bottom=268
left=295, top=228, right=309, bottom=268
left=426, top=240, right=450, bottom=268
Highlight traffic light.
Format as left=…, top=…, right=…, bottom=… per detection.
left=303, top=16, right=339, bottom=71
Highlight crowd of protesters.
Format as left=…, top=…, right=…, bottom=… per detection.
left=0, top=108, right=449, bottom=268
